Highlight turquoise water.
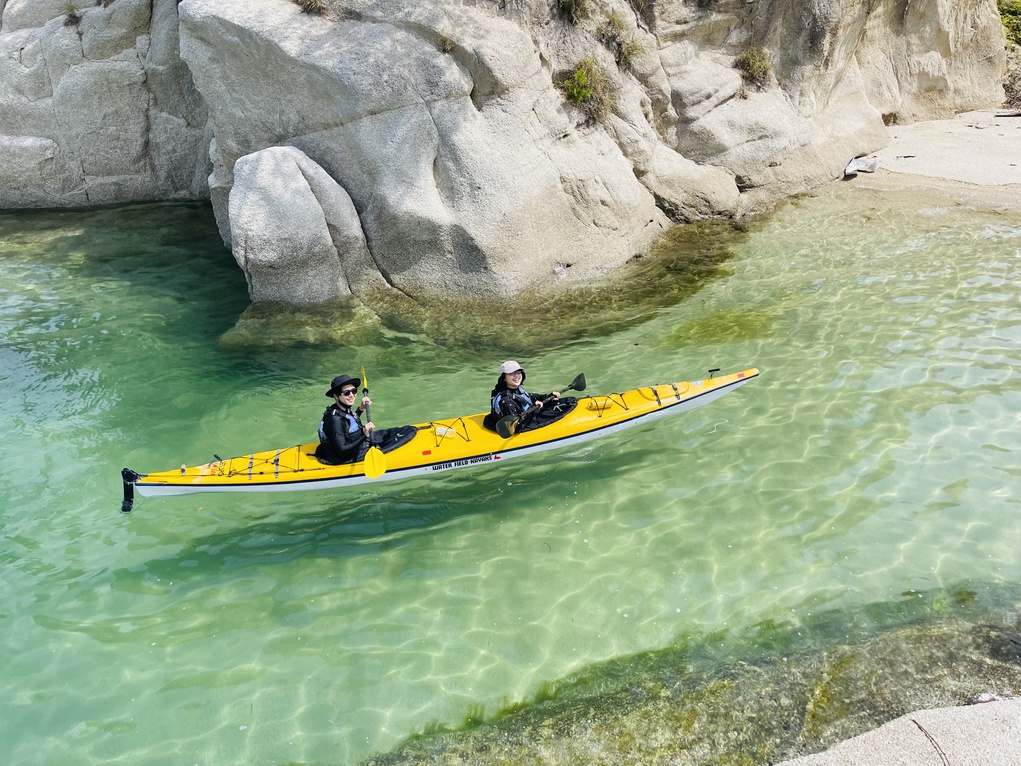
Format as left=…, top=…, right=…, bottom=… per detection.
left=1, top=181, right=1019, bottom=765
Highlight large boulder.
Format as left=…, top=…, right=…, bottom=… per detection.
left=180, top=0, right=670, bottom=300
left=0, top=0, right=209, bottom=207
left=228, top=146, right=386, bottom=304
left=660, top=0, right=1002, bottom=197
left=177, top=0, right=1003, bottom=303
left=0, top=0, right=1007, bottom=303
left=855, top=0, right=1007, bottom=122
left=640, top=144, right=741, bottom=221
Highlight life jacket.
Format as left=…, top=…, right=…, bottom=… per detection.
left=492, top=388, right=534, bottom=415
left=318, top=404, right=361, bottom=443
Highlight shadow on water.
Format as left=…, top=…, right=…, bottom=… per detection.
left=0, top=202, right=247, bottom=325
left=1, top=204, right=765, bottom=369
left=51, top=449, right=654, bottom=649
left=221, top=219, right=759, bottom=355
left=0, top=203, right=409, bottom=430
left=0, top=202, right=251, bottom=378
left=115, top=447, right=646, bottom=585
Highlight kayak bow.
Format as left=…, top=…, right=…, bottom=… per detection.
left=120, top=367, right=759, bottom=511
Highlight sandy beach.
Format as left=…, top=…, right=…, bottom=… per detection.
left=839, top=110, right=1021, bottom=212
left=870, top=110, right=1021, bottom=186
left=776, top=108, right=1021, bottom=766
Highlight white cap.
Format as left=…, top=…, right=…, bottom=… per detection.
left=499, top=360, right=523, bottom=375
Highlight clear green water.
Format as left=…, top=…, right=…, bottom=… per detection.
left=1, top=182, right=1019, bottom=765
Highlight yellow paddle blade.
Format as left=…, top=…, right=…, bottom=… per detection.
left=360, top=366, right=368, bottom=391
left=364, top=446, right=386, bottom=479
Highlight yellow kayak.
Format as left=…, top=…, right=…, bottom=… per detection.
left=120, top=367, right=759, bottom=510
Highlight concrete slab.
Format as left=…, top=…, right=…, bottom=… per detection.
left=777, top=699, right=1021, bottom=766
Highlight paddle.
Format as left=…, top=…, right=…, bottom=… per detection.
left=360, top=366, right=387, bottom=479
left=496, top=373, right=586, bottom=439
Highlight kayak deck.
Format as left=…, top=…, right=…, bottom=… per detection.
left=122, top=368, right=759, bottom=506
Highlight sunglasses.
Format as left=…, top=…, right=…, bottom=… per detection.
left=339, top=388, right=357, bottom=396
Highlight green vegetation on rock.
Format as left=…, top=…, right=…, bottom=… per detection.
left=734, top=47, right=772, bottom=90
left=556, top=56, right=615, bottom=121
left=1001, top=0, right=1021, bottom=108
left=1000, top=0, right=1021, bottom=46
left=63, top=0, right=81, bottom=26
left=359, top=584, right=1021, bottom=766
left=557, top=0, right=593, bottom=25
left=598, top=12, right=644, bottom=72
left=293, top=0, right=325, bottom=15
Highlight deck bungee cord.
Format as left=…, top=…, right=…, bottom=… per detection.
left=120, top=367, right=760, bottom=512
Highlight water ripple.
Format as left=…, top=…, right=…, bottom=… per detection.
left=2, top=188, right=1021, bottom=764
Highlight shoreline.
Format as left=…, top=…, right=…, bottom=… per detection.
left=775, top=108, right=1021, bottom=766
left=841, top=110, right=1021, bottom=205
left=867, top=110, right=1021, bottom=188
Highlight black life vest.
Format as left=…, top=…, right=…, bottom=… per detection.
left=492, top=388, right=534, bottom=415
left=318, top=404, right=361, bottom=443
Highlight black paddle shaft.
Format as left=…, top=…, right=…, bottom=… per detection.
left=361, top=383, right=374, bottom=444
left=496, top=373, right=586, bottom=438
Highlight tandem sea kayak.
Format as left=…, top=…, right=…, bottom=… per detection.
left=120, top=367, right=759, bottom=511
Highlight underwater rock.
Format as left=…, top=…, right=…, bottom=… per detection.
left=359, top=592, right=1021, bottom=766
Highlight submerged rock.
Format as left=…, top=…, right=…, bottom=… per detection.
left=359, top=587, right=1021, bottom=765
left=217, top=217, right=751, bottom=352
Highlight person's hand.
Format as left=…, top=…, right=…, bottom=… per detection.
left=535, top=400, right=544, bottom=409
left=361, top=395, right=372, bottom=409
left=550, top=391, right=561, bottom=401
left=364, top=421, right=375, bottom=435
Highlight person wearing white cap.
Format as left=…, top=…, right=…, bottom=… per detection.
left=483, top=360, right=572, bottom=433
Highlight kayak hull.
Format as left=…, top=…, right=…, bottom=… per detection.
left=128, top=368, right=759, bottom=499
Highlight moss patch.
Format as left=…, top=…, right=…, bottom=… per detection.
left=221, top=219, right=754, bottom=353
left=556, top=56, right=616, bottom=121
left=1001, top=0, right=1021, bottom=46
left=598, top=12, right=644, bottom=72
left=359, top=584, right=1021, bottom=766
left=658, top=306, right=782, bottom=350
left=557, top=0, right=593, bottom=25
left=219, top=297, right=387, bottom=349
left=734, top=47, right=771, bottom=90
left=293, top=0, right=325, bottom=14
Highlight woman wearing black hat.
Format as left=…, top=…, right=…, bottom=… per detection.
left=315, top=374, right=419, bottom=465
left=315, top=374, right=374, bottom=465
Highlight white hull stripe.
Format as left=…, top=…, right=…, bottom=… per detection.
left=136, top=376, right=752, bottom=497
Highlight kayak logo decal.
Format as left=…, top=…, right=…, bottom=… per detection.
left=430, top=454, right=496, bottom=472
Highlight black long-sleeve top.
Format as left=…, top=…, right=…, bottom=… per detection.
left=316, top=403, right=366, bottom=464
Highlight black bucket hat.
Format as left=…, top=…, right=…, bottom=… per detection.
left=326, top=374, right=361, bottom=397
